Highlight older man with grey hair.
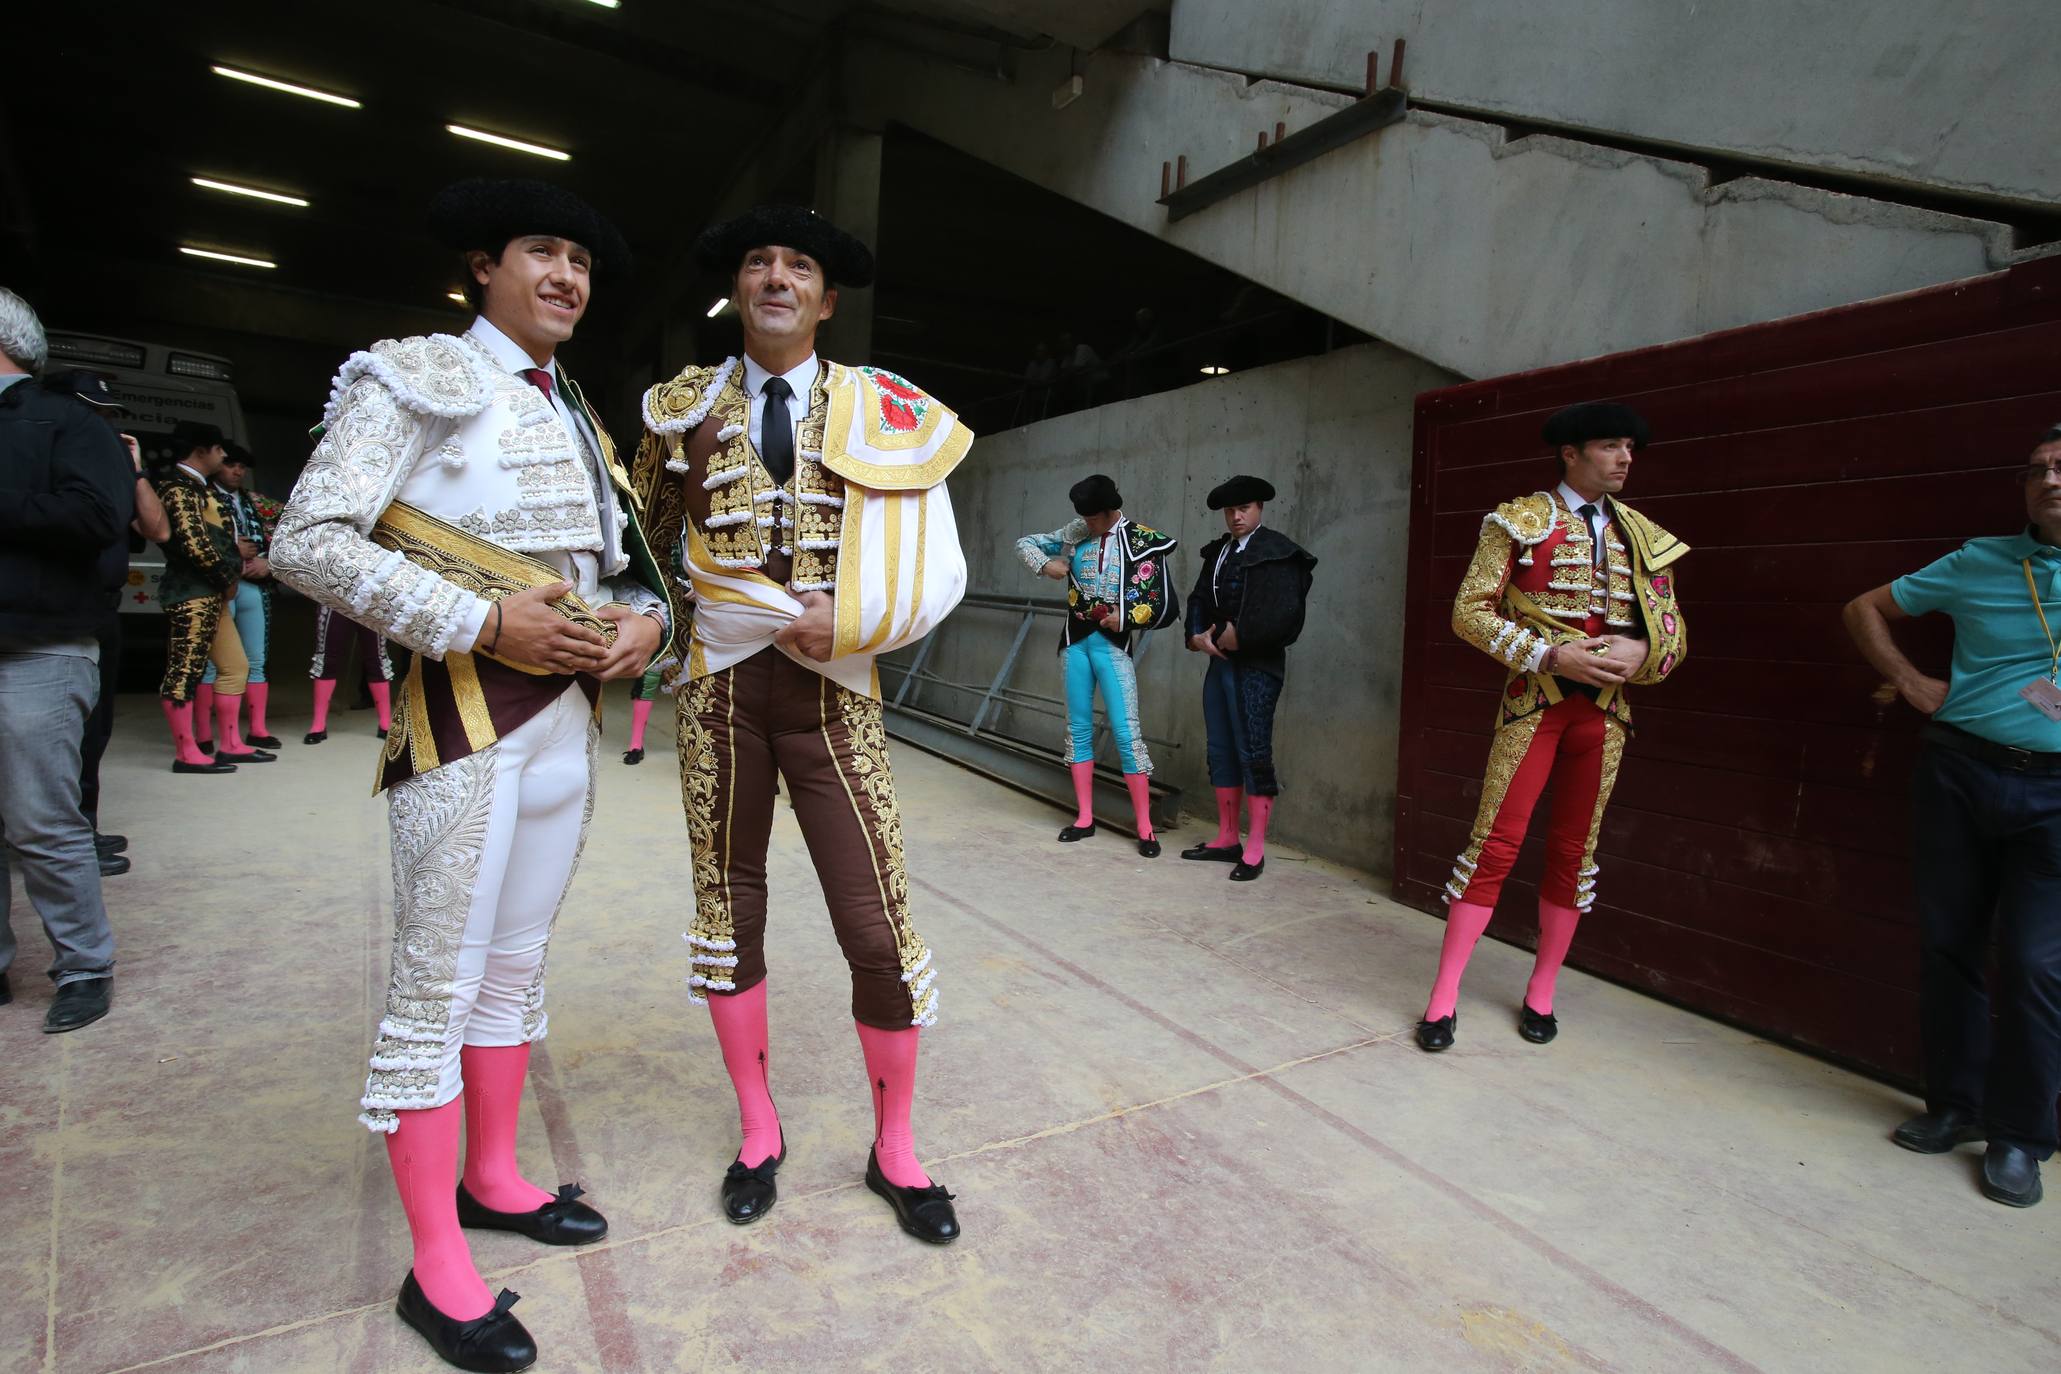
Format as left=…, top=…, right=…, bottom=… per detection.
left=0, top=286, right=132, bottom=1032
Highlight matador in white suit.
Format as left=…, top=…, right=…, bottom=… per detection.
left=271, top=178, right=667, bottom=1373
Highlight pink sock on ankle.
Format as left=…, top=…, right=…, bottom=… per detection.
left=194, top=682, right=215, bottom=743
left=1068, top=760, right=1095, bottom=827
left=247, top=681, right=271, bottom=737
left=710, top=981, right=782, bottom=1166
left=1210, top=786, right=1243, bottom=848
left=856, top=1021, right=930, bottom=1188
left=1241, top=795, right=1274, bottom=866
left=1424, top=899, right=1496, bottom=1021
left=387, top=1099, right=493, bottom=1320
left=370, top=680, right=394, bottom=732
left=629, top=698, right=654, bottom=751
left=213, top=691, right=250, bottom=754
left=459, top=1044, right=555, bottom=1213
left=1124, top=772, right=1155, bottom=840
left=162, top=698, right=208, bottom=765
left=310, top=678, right=338, bottom=733
left=1525, top=900, right=1583, bottom=1016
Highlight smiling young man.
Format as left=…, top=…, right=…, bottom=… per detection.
left=631, top=204, right=969, bottom=1245
left=270, top=178, right=670, bottom=1371
left=1841, top=423, right=2061, bottom=1210
left=1414, top=401, right=1688, bottom=1053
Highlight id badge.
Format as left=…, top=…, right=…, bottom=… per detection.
left=2020, top=678, right=2061, bottom=721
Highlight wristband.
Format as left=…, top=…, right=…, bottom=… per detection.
left=483, top=601, right=504, bottom=655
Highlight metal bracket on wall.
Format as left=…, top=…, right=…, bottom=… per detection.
left=1158, top=40, right=1408, bottom=224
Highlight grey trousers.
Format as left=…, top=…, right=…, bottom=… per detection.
left=0, top=650, right=115, bottom=985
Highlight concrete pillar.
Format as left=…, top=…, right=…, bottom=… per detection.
left=813, top=127, right=883, bottom=365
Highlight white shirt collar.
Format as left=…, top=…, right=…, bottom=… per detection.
left=743, top=352, right=821, bottom=403
left=468, top=315, right=556, bottom=377
left=1557, top=482, right=1609, bottom=518
left=176, top=462, right=209, bottom=484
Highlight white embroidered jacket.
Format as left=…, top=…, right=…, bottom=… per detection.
left=272, top=331, right=662, bottom=659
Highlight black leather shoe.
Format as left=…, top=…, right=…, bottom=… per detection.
left=197, top=738, right=215, bottom=756
left=395, top=1272, right=537, bottom=1373
left=44, top=978, right=111, bottom=1033
left=1892, top=1107, right=1985, bottom=1154
left=173, top=759, right=237, bottom=774
left=379, top=727, right=390, bottom=739
left=622, top=748, right=644, bottom=766
left=214, top=748, right=277, bottom=764
left=94, top=832, right=128, bottom=855
left=303, top=730, right=328, bottom=745
left=457, top=1182, right=607, bottom=1245
left=865, top=1150, right=959, bottom=1244
left=98, top=853, right=131, bottom=877
left=246, top=733, right=284, bottom=749
left=1518, top=1003, right=1558, bottom=1044
left=1137, top=837, right=1161, bottom=858
left=1229, top=858, right=1264, bottom=881
left=1057, top=822, right=1097, bottom=842
left=0, top=973, right=11, bottom=1006
left=1180, top=842, right=1240, bottom=862
left=1416, top=1013, right=1455, bottom=1052
left=721, top=1144, right=785, bottom=1224
left=1981, top=1144, right=2043, bottom=1207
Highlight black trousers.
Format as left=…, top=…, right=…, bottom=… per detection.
left=1911, top=742, right=2061, bottom=1156
left=78, top=614, right=119, bottom=826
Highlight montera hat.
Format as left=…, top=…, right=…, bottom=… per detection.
left=428, top=177, right=632, bottom=277
left=1207, top=475, right=1275, bottom=509
left=171, top=419, right=225, bottom=452
left=1541, top=401, right=1651, bottom=452
left=1069, top=474, right=1122, bottom=516
left=695, top=203, right=876, bottom=289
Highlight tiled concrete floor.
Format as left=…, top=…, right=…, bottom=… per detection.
left=3, top=685, right=2054, bottom=1373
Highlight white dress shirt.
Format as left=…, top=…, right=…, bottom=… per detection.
left=742, top=352, right=823, bottom=461
left=1557, top=481, right=1613, bottom=564
left=1212, top=526, right=1258, bottom=597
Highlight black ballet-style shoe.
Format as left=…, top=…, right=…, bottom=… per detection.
left=197, top=738, right=215, bottom=755
left=1229, top=858, right=1264, bottom=881
left=622, top=747, right=645, bottom=766
left=1180, top=841, right=1241, bottom=862
left=1137, top=836, right=1161, bottom=858
left=213, top=748, right=277, bottom=764
left=245, top=733, right=284, bottom=749
left=172, top=759, right=237, bottom=775
left=456, top=1182, right=608, bottom=1245
left=721, top=1142, right=786, bottom=1225
left=1518, top=1003, right=1558, bottom=1044
left=395, top=1272, right=537, bottom=1373
left=865, top=1150, right=959, bottom=1244
left=1057, top=822, right=1097, bottom=842
left=1416, top=1013, right=1456, bottom=1052
left=303, top=730, right=328, bottom=744
left=379, top=727, right=390, bottom=739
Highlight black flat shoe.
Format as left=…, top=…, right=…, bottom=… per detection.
left=197, top=739, right=215, bottom=756
left=1981, top=1143, right=2043, bottom=1208
left=1180, top=842, right=1240, bottom=862
left=866, top=1150, right=959, bottom=1244
left=0, top=973, right=11, bottom=1006
left=395, top=1272, right=537, bottom=1373
left=1229, top=858, right=1264, bottom=881
left=94, top=832, right=128, bottom=855
left=457, top=1182, right=607, bottom=1245
left=379, top=727, right=390, bottom=739
left=214, top=748, right=277, bottom=764
left=303, top=730, right=327, bottom=745
left=246, top=733, right=284, bottom=749
left=44, top=978, right=111, bottom=1033
left=1416, top=1013, right=1455, bottom=1052
left=1137, top=837, right=1161, bottom=858
left=1518, top=1003, right=1558, bottom=1044
left=1057, top=822, right=1097, bottom=842
left=721, top=1143, right=786, bottom=1224
left=1892, top=1107, right=1984, bottom=1154
left=172, top=759, right=237, bottom=775
left=622, top=748, right=644, bottom=766
left=98, top=853, right=131, bottom=877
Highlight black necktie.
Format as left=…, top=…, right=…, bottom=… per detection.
left=1578, top=503, right=1603, bottom=567
left=761, top=376, right=794, bottom=485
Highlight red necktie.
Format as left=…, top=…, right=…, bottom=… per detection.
left=520, top=367, right=554, bottom=403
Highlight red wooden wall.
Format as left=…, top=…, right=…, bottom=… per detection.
left=1394, top=253, right=2061, bottom=1083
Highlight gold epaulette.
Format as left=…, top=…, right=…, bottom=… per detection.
left=1482, top=492, right=1558, bottom=548
left=1611, top=500, right=1690, bottom=570
left=641, top=359, right=742, bottom=436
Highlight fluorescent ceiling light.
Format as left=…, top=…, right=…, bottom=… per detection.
left=706, top=297, right=729, bottom=318
left=192, top=176, right=309, bottom=208
left=1199, top=365, right=1230, bottom=376
left=447, top=291, right=469, bottom=305
left=211, top=65, right=360, bottom=108
left=583, top=0, right=622, bottom=7
left=180, top=246, right=276, bottom=269
left=447, top=124, right=570, bottom=161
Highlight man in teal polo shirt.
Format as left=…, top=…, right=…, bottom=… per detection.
left=1843, top=422, right=2061, bottom=1209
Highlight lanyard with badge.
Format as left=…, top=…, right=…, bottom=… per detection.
left=2017, top=559, right=2061, bottom=720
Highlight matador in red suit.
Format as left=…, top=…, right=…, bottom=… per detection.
left=1416, top=402, right=1688, bottom=1052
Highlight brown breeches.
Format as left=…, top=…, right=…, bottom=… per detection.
left=676, top=648, right=936, bottom=1029
left=161, top=594, right=246, bottom=699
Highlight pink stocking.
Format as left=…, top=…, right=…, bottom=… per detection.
left=386, top=1099, right=492, bottom=1320
left=1526, top=900, right=1583, bottom=1016
left=710, top=981, right=782, bottom=1166
left=370, top=680, right=394, bottom=732
left=1210, top=786, right=1243, bottom=848
left=1241, top=795, right=1274, bottom=866
left=1123, top=772, right=1155, bottom=840
left=856, top=1021, right=929, bottom=1188
left=194, top=682, right=215, bottom=743
left=161, top=698, right=209, bottom=765
left=629, top=698, right=654, bottom=751
left=310, top=678, right=338, bottom=733
left=459, top=1044, right=554, bottom=1213
left=247, top=681, right=271, bottom=737
left=1068, top=760, right=1095, bottom=827
left=213, top=690, right=251, bottom=754
left=1423, top=899, right=1496, bottom=1021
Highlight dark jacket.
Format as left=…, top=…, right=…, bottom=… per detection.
left=0, top=378, right=134, bottom=642
left=1185, top=526, right=1317, bottom=678
left=156, top=467, right=241, bottom=607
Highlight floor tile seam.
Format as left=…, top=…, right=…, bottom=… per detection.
left=93, top=1296, right=396, bottom=1374
left=1127, top=902, right=1390, bottom=1038
left=912, top=873, right=1766, bottom=1374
